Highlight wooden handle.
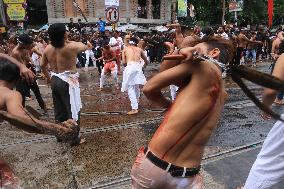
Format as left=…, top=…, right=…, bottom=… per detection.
left=162, top=55, right=186, bottom=61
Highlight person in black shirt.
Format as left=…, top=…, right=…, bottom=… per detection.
left=68, top=18, right=76, bottom=31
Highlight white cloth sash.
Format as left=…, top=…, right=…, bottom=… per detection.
left=121, top=61, right=146, bottom=92
left=51, top=71, right=82, bottom=121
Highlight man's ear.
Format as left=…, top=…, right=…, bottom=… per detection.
left=209, top=48, right=220, bottom=59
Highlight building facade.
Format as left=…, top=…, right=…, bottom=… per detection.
left=46, top=0, right=176, bottom=24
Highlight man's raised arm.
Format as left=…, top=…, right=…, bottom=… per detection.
left=41, top=51, right=50, bottom=85
left=0, top=53, right=35, bottom=84
left=262, top=54, right=284, bottom=119
left=143, top=62, right=194, bottom=108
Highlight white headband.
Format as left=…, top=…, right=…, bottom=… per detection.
left=129, top=40, right=136, bottom=45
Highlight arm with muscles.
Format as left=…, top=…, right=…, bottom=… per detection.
left=166, top=23, right=184, bottom=47
left=87, top=41, right=93, bottom=49
left=262, top=54, right=284, bottom=119
left=2, top=92, right=79, bottom=142
left=68, top=41, right=88, bottom=54
left=143, top=62, right=194, bottom=108
left=0, top=53, right=35, bottom=84
left=41, top=52, right=51, bottom=85
left=160, top=46, right=199, bottom=72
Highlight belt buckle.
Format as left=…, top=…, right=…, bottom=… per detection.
left=169, top=167, right=187, bottom=178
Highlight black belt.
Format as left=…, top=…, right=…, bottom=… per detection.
left=144, top=147, right=200, bottom=178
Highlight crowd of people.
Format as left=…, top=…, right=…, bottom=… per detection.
left=1, top=17, right=284, bottom=189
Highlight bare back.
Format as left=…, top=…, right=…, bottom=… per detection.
left=123, top=46, right=147, bottom=64
left=42, top=41, right=87, bottom=73
left=149, top=61, right=227, bottom=168
left=238, top=33, right=250, bottom=48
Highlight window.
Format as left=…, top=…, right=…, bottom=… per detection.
left=138, top=0, right=147, bottom=18
left=152, top=0, right=160, bottom=19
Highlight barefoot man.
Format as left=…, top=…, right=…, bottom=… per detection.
left=0, top=54, right=79, bottom=188
left=11, top=34, right=47, bottom=112
left=121, top=37, right=149, bottom=115
left=131, top=37, right=234, bottom=189
left=41, top=24, right=87, bottom=145
left=98, top=43, right=118, bottom=91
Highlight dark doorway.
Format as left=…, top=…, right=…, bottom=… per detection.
left=152, top=0, right=160, bottom=19
left=27, top=0, right=48, bottom=26
left=138, top=0, right=147, bottom=19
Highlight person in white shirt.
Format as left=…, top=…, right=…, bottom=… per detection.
left=109, top=31, right=124, bottom=74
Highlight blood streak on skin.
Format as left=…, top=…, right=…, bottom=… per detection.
left=161, top=71, right=221, bottom=160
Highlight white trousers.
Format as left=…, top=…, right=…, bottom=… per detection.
left=85, top=50, right=95, bottom=68
left=99, top=67, right=118, bottom=88
left=127, top=85, right=140, bottom=110
left=245, top=118, right=284, bottom=189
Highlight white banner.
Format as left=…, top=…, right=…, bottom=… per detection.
left=105, top=0, right=119, bottom=6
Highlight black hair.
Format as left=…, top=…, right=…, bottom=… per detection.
left=0, top=58, right=20, bottom=82
left=201, top=27, right=214, bottom=38
left=18, top=34, right=33, bottom=45
left=129, top=37, right=139, bottom=46
left=48, top=23, right=66, bottom=48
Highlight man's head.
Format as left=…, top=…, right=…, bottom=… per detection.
left=70, top=18, right=73, bottom=23
left=48, top=23, right=67, bottom=48
left=114, top=30, right=120, bottom=38
left=105, top=30, right=110, bottom=37
left=99, top=17, right=102, bottom=21
left=103, top=41, right=110, bottom=50
left=195, top=36, right=234, bottom=64
left=78, top=19, right=81, bottom=23
left=18, top=34, right=34, bottom=50
left=218, top=26, right=225, bottom=34
left=0, top=57, right=20, bottom=88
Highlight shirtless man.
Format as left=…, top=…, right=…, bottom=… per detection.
left=270, top=31, right=284, bottom=105
left=11, top=34, right=47, bottom=112
left=121, top=37, right=149, bottom=115
left=246, top=33, right=259, bottom=67
left=131, top=37, right=234, bottom=189
left=109, top=31, right=123, bottom=74
left=0, top=54, right=79, bottom=143
left=236, top=30, right=262, bottom=65
left=41, top=23, right=87, bottom=132
left=271, top=31, right=284, bottom=60
left=0, top=55, right=79, bottom=187
left=98, top=44, right=118, bottom=91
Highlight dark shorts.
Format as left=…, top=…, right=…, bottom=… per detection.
left=51, top=76, right=72, bottom=123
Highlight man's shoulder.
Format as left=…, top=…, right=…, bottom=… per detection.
left=278, top=53, right=284, bottom=60
left=5, top=90, right=21, bottom=101
left=11, top=48, right=21, bottom=58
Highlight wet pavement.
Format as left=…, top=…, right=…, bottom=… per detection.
left=1, top=61, right=284, bottom=189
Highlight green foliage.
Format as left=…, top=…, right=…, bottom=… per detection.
left=179, top=0, right=284, bottom=26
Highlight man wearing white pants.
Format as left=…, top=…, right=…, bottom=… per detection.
left=98, top=44, right=118, bottom=91
left=84, top=40, right=95, bottom=69
left=99, top=62, right=118, bottom=89
left=243, top=53, right=284, bottom=189
left=121, top=38, right=149, bottom=115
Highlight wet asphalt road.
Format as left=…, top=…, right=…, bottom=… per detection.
left=1, top=61, right=284, bottom=189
